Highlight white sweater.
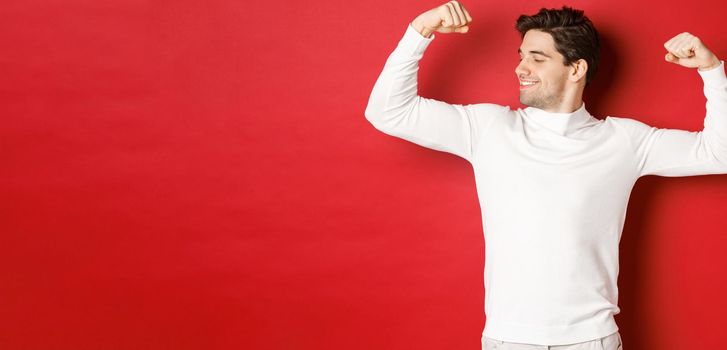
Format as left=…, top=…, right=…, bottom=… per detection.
left=364, top=23, right=727, bottom=346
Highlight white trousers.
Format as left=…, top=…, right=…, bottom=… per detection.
left=483, top=331, right=622, bottom=350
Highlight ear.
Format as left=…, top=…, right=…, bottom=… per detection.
left=569, top=59, right=588, bottom=84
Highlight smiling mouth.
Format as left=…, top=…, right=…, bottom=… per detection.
left=519, top=81, right=539, bottom=90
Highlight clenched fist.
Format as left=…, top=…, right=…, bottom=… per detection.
left=664, top=32, right=721, bottom=71
left=411, top=1, right=473, bottom=38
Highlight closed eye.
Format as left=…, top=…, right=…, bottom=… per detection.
left=519, top=57, right=545, bottom=63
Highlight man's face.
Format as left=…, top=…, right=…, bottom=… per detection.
left=516, top=30, right=572, bottom=110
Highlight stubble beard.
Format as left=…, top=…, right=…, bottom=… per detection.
left=519, top=87, right=561, bottom=110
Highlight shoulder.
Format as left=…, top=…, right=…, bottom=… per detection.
left=604, top=116, right=658, bottom=149
left=466, top=102, right=513, bottom=116
left=605, top=115, right=656, bottom=134
left=604, top=116, right=652, bottom=130
left=464, top=102, right=514, bottom=128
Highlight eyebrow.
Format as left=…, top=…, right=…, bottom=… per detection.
left=518, top=48, right=552, bottom=58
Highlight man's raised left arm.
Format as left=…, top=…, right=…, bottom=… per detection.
left=613, top=32, right=727, bottom=178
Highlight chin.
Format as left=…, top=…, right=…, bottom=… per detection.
left=519, top=96, right=535, bottom=107
left=520, top=94, right=549, bottom=109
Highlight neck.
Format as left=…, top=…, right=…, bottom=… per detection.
left=523, top=100, right=592, bottom=136
left=539, top=86, right=584, bottom=113
left=541, top=95, right=584, bottom=113
left=541, top=101, right=583, bottom=113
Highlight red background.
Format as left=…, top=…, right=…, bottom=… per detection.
left=2, top=0, right=727, bottom=349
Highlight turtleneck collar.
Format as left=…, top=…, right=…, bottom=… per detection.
left=522, top=101, right=595, bottom=136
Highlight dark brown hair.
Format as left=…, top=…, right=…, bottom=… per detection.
left=515, top=6, right=600, bottom=87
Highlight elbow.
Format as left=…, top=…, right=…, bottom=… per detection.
left=364, top=108, right=392, bottom=134
left=364, top=103, right=377, bottom=123
left=365, top=103, right=410, bottom=133
left=364, top=104, right=382, bottom=129
left=364, top=86, right=417, bottom=131
left=364, top=98, right=397, bottom=130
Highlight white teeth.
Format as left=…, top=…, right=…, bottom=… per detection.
left=520, top=81, right=538, bottom=86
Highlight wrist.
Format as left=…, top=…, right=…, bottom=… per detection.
left=411, top=19, right=433, bottom=39
left=699, top=57, right=721, bottom=71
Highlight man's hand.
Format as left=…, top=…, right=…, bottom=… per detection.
left=411, top=1, right=473, bottom=39
left=664, top=32, right=721, bottom=71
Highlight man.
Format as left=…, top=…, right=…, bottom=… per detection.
left=364, top=2, right=726, bottom=350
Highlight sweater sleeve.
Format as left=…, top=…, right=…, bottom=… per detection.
left=612, top=60, right=727, bottom=178
left=364, top=23, right=510, bottom=164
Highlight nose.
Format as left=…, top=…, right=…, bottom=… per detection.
left=515, top=60, right=530, bottom=79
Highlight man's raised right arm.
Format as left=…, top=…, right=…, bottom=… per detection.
left=364, top=2, right=509, bottom=164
